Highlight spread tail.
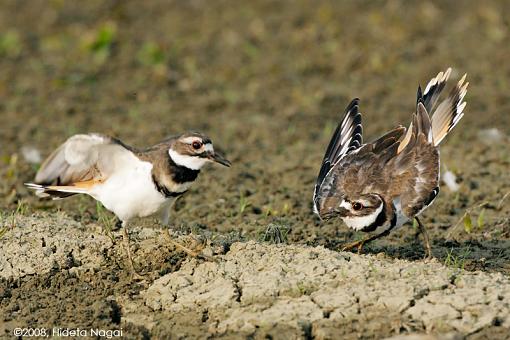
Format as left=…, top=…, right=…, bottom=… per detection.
left=430, top=73, right=468, bottom=146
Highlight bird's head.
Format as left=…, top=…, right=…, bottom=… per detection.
left=169, top=132, right=231, bottom=170
left=318, top=193, right=385, bottom=231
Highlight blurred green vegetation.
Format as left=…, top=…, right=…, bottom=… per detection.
left=0, top=30, right=22, bottom=58
left=83, top=22, right=117, bottom=64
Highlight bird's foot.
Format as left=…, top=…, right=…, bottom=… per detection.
left=165, top=230, right=212, bottom=261
left=423, top=248, right=433, bottom=260
left=128, top=262, right=146, bottom=282
left=341, top=240, right=365, bottom=254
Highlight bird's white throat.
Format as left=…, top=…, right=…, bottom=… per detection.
left=341, top=202, right=384, bottom=231
left=169, top=149, right=208, bottom=170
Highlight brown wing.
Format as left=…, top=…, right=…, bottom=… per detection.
left=388, top=103, right=439, bottom=217
left=313, top=98, right=362, bottom=214
left=28, top=133, right=135, bottom=197
left=315, top=126, right=405, bottom=218
left=337, top=127, right=405, bottom=195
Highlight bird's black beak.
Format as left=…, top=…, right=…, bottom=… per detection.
left=320, top=212, right=334, bottom=221
left=208, top=152, right=231, bottom=167
left=319, top=207, right=347, bottom=221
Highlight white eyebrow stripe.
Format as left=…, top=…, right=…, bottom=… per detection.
left=182, top=137, right=199, bottom=144
left=339, top=200, right=351, bottom=210
left=204, top=143, right=214, bottom=152
left=359, top=199, right=371, bottom=206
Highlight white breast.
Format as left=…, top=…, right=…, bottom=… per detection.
left=90, top=156, right=168, bottom=222
left=341, top=202, right=384, bottom=231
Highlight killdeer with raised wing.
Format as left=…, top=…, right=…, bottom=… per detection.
left=313, top=68, right=468, bottom=258
left=26, top=132, right=231, bottom=276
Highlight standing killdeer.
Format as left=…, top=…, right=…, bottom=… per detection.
left=313, top=68, right=468, bottom=258
left=26, top=132, right=231, bottom=275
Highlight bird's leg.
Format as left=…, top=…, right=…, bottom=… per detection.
left=341, top=228, right=392, bottom=254
left=160, top=200, right=173, bottom=227
left=121, top=221, right=145, bottom=280
left=415, top=217, right=433, bottom=259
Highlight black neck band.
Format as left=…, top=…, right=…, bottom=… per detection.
left=151, top=174, right=186, bottom=198
left=167, top=153, right=200, bottom=184
left=361, top=195, right=387, bottom=232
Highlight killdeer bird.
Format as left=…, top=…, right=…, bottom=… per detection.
left=26, top=132, right=231, bottom=275
left=313, top=68, right=468, bottom=258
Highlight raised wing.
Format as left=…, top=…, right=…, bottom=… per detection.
left=27, top=133, right=135, bottom=197
left=313, top=98, right=363, bottom=214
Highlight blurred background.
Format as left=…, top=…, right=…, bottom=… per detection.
left=1, top=0, right=509, bottom=264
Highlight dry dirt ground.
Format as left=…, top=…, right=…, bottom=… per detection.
left=1, top=214, right=510, bottom=339
left=1, top=0, right=510, bottom=339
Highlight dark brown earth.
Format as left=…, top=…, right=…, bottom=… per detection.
left=1, top=0, right=510, bottom=339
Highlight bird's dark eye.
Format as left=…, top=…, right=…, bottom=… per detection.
left=192, top=141, right=202, bottom=150
left=352, top=202, right=363, bottom=211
